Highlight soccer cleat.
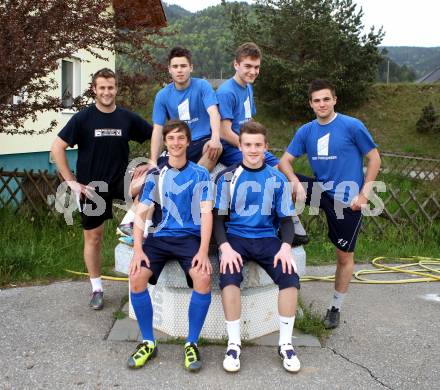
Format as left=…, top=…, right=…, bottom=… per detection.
left=223, top=343, right=241, bottom=372
left=118, top=235, right=134, bottom=246
left=116, top=222, right=133, bottom=237
left=127, top=341, right=157, bottom=369
left=278, top=343, right=301, bottom=373
left=184, top=342, right=202, bottom=372
left=89, top=290, right=104, bottom=310
left=324, top=306, right=340, bottom=329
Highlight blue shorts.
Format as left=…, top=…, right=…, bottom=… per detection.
left=296, top=174, right=363, bottom=252
left=141, top=235, right=200, bottom=288
left=219, top=141, right=279, bottom=167
left=219, top=234, right=300, bottom=291
left=157, top=137, right=210, bottom=165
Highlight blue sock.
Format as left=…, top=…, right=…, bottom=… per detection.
left=187, top=291, right=212, bottom=344
left=130, top=289, right=154, bottom=342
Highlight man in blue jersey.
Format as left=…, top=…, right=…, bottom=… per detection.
left=127, top=119, right=213, bottom=372
left=150, top=46, right=222, bottom=171
left=51, top=68, right=153, bottom=310
left=216, top=42, right=279, bottom=167
left=279, top=79, right=381, bottom=329
left=214, top=121, right=301, bottom=373
left=217, top=42, right=308, bottom=245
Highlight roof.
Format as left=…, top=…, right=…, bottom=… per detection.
left=113, top=0, right=167, bottom=29
left=417, top=67, right=440, bottom=83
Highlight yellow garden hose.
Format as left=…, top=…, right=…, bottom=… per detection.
left=65, top=256, right=440, bottom=285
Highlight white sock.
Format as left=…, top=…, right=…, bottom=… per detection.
left=279, top=315, right=295, bottom=346
left=90, top=277, right=103, bottom=292
left=120, top=209, right=135, bottom=225
left=143, top=220, right=153, bottom=238
left=226, top=319, right=241, bottom=346
left=329, top=290, right=346, bottom=310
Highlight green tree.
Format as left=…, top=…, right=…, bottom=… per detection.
left=223, top=0, right=384, bottom=117
left=416, top=103, right=439, bottom=134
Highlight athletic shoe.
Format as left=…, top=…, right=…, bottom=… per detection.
left=127, top=341, right=157, bottom=369
left=118, top=235, right=134, bottom=246
left=223, top=343, right=241, bottom=372
left=292, top=233, right=310, bottom=246
left=292, top=215, right=309, bottom=246
left=278, top=343, right=301, bottom=373
left=184, top=342, right=202, bottom=372
left=324, top=306, right=340, bottom=329
left=116, top=222, right=133, bottom=237
left=89, top=290, right=104, bottom=310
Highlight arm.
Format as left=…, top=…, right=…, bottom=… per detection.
left=279, top=152, right=306, bottom=203
left=51, top=136, right=90, bottom=196
left=204, top=105, right=222, bottom=160
left=150, top=124, right=164, bottom=165
left=351, top=148, right=381, bottom=211
left=192, top=200, right=213, bottom=274
left=129, top=201, right=154, bottom=276
left=220, top=119, right=240, bottom=147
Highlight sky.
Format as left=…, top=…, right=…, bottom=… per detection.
left=165, top=0, right=439, bottom=47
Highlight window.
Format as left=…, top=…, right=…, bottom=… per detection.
left=61, top=58, right=81, bottom=108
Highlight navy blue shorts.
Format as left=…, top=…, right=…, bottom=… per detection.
left=79, top=178, right=125, bottom=230
left=219, top=141, right=279, bottom=167
left=296, top=174, right=363, bottom=252
left=141, top=235, right=200, bottom=288
left=219, top=234, right=300, bottom=291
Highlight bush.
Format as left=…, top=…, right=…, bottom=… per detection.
left=416, top=102, right=439, bottom=133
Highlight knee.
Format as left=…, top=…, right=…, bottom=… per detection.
left=192, top=270, right=212, bottom=293
left=84, top=231, right=103, bottom=247
left=337, top=251, right=354, bottom=266
left=130, top=272, right=149, bottom=293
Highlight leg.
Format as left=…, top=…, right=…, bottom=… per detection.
left=127, top=267, right=157, bottom=369
left=83, top=223, right=104, bottom=280
left=335, top=248, right=354, bottom=294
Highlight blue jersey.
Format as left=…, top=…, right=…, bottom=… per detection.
left=216, top=78, right=256, bottom=134
left=286, top=113, right=377, bottom=204
left=152, top=78, right=218, bottom=141
left=215, top=164, right=294, bottom=238
left=140, top=161, right=213, bottom=237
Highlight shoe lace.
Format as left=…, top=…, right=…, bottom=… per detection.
left=280, top=344, right=296, bottom=359
left=133, top=342, right=154, bottom=358
left=185, top=344, right=200, bottom=362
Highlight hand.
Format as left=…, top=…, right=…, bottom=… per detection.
left=66, top=180, right=93, bottom=199
left=219, top=243, right=243, bottom=274
left=205, top=138, right=222, bottom=161
left=132, top=163, right=152, bottom=180
left=350, top=193, right=368, bottom=211
left=129, top=248, right=150, bottom=276
left=273, top=243, right=297, bottom=274
left=291, top=179, right=306, bottom=204
left=192, top=251, right=213, bottom=274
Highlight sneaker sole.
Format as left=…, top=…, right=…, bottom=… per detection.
left=185, top=362, right=202, bottom=372
left=116, top=227, right=131, bottom=237
left=223, top=364, right=240, bottom=373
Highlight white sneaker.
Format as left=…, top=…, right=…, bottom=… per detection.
left=278, top=343, right=301, bottom=373
left=223, top=343, right=241, bottom=372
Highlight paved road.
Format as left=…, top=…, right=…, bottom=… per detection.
left=1, top=265, right=439, bottom=389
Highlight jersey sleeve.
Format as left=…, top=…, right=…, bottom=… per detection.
left=351, top=119, right=377, bottom=156
left=286, top=125, right=307, bottom=158
left=275, top=176, right=295, bottom=218
left=139, top=170, right=159, bottom=207
left=128, top=112, right=153, bottom=143
left=201, top=80, right=218, bottom=110
left=57, top=113, right=81, bottom=147
left=152, top=90, right=167, bottom=126
left=216, top=90, right=235, bottom=121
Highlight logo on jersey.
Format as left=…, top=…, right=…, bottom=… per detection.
left=317, top=133, right=330, bottom=156
left=94, top=129, right=122, bottom=137
left=244, top=96, right=252, bottom=120
left=178, top=98, right=191, bottom=121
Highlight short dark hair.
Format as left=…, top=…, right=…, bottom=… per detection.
left=308, top=79, right=336, bottom=100
left=235, top=42, right=261, bottom=63
left=162, top=119, right=191, bottom=142
left=92, top=68, right=117, bottom=87
left=239, top=120, right=267, bottom=142
left=168, top=46, right=192, bottom=65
